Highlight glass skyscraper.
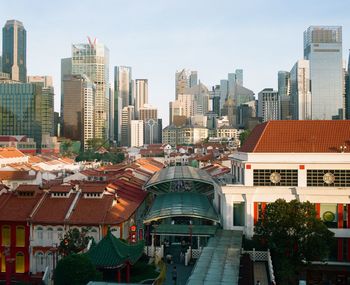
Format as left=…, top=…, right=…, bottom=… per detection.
left=71, top=39, right=109, bottom=139
left=114, top=66, right=133, bottom=143
left=0, top=83, right=42, bottom=144
left=304, top=26, right=343, bottom=119
left=278, top=71, right=291, bottom=120
left=2, top=20, right=27, bottom=83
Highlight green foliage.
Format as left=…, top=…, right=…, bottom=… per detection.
left=54, top=254, right=102, bottom=285
left=86, top=138, right=109, bottom=150
left=60, top=139, right=80, bottom=157
left=58, top=228, right=92, bottom=256
left=239, top=129, right=251, bottom=146
left=254, top=199, right=335, bottom=284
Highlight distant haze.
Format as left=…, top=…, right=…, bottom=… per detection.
left=2, top=0, right=350, bottom=125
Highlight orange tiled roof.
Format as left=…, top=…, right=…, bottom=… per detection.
left=0, top=147, right=26, bottom=158
left=0, top=171, right=36, bottom=181
left=240, top=120, right=350, bottom=153
left=31, top=192, right=77, bottom=224
left=0, top=190, right=44, bottom=221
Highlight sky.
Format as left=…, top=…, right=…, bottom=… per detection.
left=2, top=0, right=350, bottom=126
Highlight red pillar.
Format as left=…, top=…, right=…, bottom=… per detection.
left=348, top=239, right=350, bottom=262
left=126, top=262, right=130, bottom=283
left=315, top=203, right=320, bottom=219
left=338, top=204, right=343, bottom=228
left=337, top=238, right=343, bottom=261
left=117, top=268, right=121, bottom=283
left=253, top=202, right=258, bottom=225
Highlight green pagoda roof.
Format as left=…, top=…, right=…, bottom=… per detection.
left=86, top=230, right=145, bottom=268
left=143, top=192, right=220, bottom=224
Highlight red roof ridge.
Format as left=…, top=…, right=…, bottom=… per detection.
left=252, top=121, right=269, bottom=152
left=28, top=192, right=48, bottom=220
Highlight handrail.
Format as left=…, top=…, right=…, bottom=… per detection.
left=42, top=266, right=50, bottom=285
left=267, top=249, right=276, bottom=285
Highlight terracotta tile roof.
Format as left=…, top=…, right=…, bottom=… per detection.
left=0, top=147, right=26, bottom=158
left=80, top=183, right=107, bottom=193
left=31, top=192, right=77, bottom=224
left=68, top=194, right=114, bottom=225
left=240, top=120, right=350, bottom=153
left=16, top=184, right=41, bottom=192
left=50, top=184, right=73, bottom=193
left=0, top=171, right=36, bottom=181
left=0, top=190, right=44, bottom=221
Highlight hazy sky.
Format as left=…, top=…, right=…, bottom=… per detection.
left=2, top=0, right=350, bottom=125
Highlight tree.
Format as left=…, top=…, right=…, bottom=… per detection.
left=239, top=129, right=251, bottom=146
left=254, top=199, right=334, bottom=285
left=58, top=228, right=92, bottom=256
left=54, top=254, right=102, bottom=285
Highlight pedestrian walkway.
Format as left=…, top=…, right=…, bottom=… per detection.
left=164, top=262, right=194, bottom=285
left=254, top=262, right=269, bottom=285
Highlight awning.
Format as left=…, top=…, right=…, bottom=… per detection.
left=144, top=166, right=216, bottom=196
left=143, top=192, right=220, bottom=224
left=151, top=224, right=218, bottom=236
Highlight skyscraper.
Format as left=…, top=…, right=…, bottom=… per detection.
left=114, top=66, right=132, bottom=142
left=0, top=83, right=46, bottom=145
left=135, top=79, right=148, bottom=119
left=60, top=58, right=72, bottom=127
left=258, top=88, right=280, bottom=122
left=62, top=75, right=95, bottom=149
left=71, top=39, right=109, bottom=139
left=175, top=69, right=198, bottom=99
left=2, top=20, right=26, bottom=82
left=115, top=66, right=132, bottom=108
left=290, top=60, right=311, bottom=120
left=130, top=120, right=144, bottom=147
left=121, top=106, right=134, bottom=147
left=27, top=76, right=55, bottom=136
left=278, top=71, right=291, bottom=120
left=304, top=26, right=343, bottom=119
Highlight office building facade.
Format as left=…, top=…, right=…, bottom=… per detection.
left=290, top=60, right=311, bottom=120
left=258, top=88, right=280, bottom=122
left=304, top=26, right=343, bottom=119
left=71, top=40, right=109, bottom=139
left=135, top=79, right=148, bottom=119
left=0, top=83, right=43, bottom=144
left=130, top=120, right=144, bottom=147
left=62, top=75, right=95, bottom=149
left=2, top=20, right=26, bottom=82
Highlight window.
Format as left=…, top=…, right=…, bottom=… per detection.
left=57, top=228, right=63, bottom=239
left=16, top=226, right=25, bottom=247
left=2, top=225, right=10, bottom=246
left=1, top=253, right=5, bottom=272
left=15, top=252, right=25, bottom=273
left=47, top=228, right=53, bottom=240
left=233, top=202, right=245, bottom=226
left=37, top=227, right=43, bottom=240
left=253, top=169, right=298, bottom=186
left=307, top=170, right=350, bottom=187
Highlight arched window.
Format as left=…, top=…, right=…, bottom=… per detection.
left=47, top=228, right=53, bottom=240
left=35, top=252, right=44, bottom=273
left=57, top=227, right=63, bottom=240
left=1, top=225, right=10, bottom=246
left=46, top=252, right=53, bottom=270
left=16, top=226, right=25, bottom=247
left=1, top=253, right=5, bottom=272
left=36, top=227, right=43, bottom=240
left=15, top=252, right=25, bottom=273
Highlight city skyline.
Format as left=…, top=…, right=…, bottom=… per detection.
left=2, top=0, right=350, bottom=125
